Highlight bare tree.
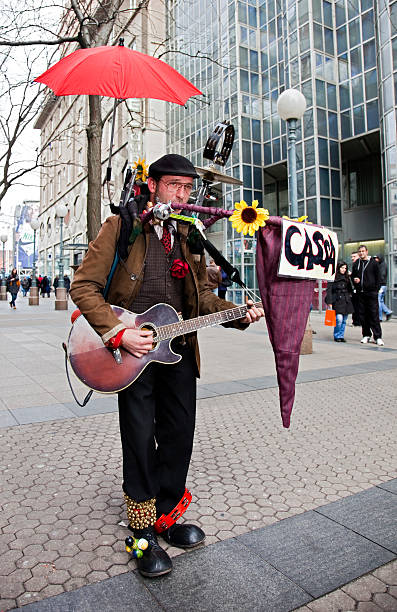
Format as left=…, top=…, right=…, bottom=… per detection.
left=0, top=43, right=58, bottom=205
left=0, top=0, right=218, bottom=241
left=0, top=0, right=149, bottom=241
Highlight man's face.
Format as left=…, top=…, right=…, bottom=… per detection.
left=351, top=253, right=358, bottom=263
left=151, top=175, right=194, bottom=205
left=358, top=247, right=368, bottom=260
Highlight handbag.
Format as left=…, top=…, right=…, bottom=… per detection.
left=324, top=308, right=336, bottom=326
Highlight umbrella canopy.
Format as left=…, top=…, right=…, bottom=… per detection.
left=34, top=45, right=202, bottom=105
left=256, top=218, right=315, bottom=428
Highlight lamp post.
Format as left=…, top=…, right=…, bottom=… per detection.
left=277, top=89, right=307, bottom=218
left=55, top=203, right=68, bottom=310
left=29, top=219, right=40, bottom=306
left=0, top=234, right=7, bottom=301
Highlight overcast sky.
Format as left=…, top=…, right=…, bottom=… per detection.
left=0, top=1, right=62, bottom=239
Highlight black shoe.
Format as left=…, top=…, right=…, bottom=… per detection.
left=386, top=313, right=393, bottom=321
left=129, top=526, right=172, bottom=578
left=339, top=338, right=346, bottom=342
left=161, top=523, right=205, bottom=549
left=334, top=338, right=341, bottom=342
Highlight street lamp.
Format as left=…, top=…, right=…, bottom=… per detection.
left=277, top=89, right=307, bottom=218
left=28, top=220, right=40, bottom=306
left=55, top=203, right=68, bottom=310
left=0, top=234, right=7, bottom=301
left=55, top=203, right=68, bottom=288
left=1, top=234, right=7, bottom=278
left=30, top=219, right=39, bottom=286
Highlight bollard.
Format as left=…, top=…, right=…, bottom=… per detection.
left=29, top=286, right=40, bottom=306
left=55, top=287, right=68, bottom=310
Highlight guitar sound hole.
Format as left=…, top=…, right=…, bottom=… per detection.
left=140, top=324, right=158, bottom=350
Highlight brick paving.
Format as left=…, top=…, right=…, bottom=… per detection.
left=1, top=370, right=396, bottom=609
left=0, top=297, right=396, bottom=610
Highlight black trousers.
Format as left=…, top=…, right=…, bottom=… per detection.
left=118, top=342, right=197, bottom=517
left=358, top=292, right=382, bottom=340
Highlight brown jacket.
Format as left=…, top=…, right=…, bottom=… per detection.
left=70, top=215, right=247, bottom=376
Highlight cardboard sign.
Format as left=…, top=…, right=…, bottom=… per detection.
left=279, top=220, right=338, bottom=281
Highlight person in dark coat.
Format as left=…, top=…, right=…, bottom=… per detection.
left=350, top=252, right=360, bottom=326
left=41, top=276, right=50, bottom=297
left=352, top=245, right=382, bottom=345
left=63, top=275, right=71, bottom=294
left=217, top=268, right=231, bottom=299
left=6, top=268, right=20, bottom=309
left=325, top=261, right=354, bottom=342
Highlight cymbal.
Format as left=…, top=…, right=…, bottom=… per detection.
left=195, top=164, right=243, bottom=186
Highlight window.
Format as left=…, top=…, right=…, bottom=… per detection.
left=345, top=155, right=382, bottom=208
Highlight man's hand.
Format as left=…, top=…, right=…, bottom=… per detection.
left=121, top=328, right=153, bottom=358
left=241, top=300, right=264, bottom=324
left=353, top=277, right=360, bottom=284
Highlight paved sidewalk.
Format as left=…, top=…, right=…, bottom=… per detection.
left=0, top=296, right=396, bottom=610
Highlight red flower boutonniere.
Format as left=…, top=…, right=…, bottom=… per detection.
left=170, top=259, right=189, bottom=279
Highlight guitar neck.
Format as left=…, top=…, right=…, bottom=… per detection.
left=156, top=302, right=262, bottom=341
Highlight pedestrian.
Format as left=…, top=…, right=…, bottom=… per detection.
left=374, top=255, right=392, bottom=322
left=6, top=268, right=20, bottom=309
left=352, top=245, right=383, bottom=346
left=206, top=259, right=221, bottom=293
left=350, top=252, right=360, bottom=326
left=63, top=275, right=71, bottom=294
left=70, top=153, right=264, bottom=579
left=37, top=275, right=43, bottom=293
left=218, top=268, right=232, bottom=300
left=325, top=261, right=354, bottom=343
left=21, top=276, right=30, bottom=297
left=53, top=275, right=59, bottom=291
left=41, top=275, right=50, bottom=297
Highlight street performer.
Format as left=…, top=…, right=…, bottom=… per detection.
left=70, top=154, right=264, bottom=578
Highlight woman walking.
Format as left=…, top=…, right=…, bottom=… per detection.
left=325, top=261, right=354, bottom=342
left=7, top=268, right=20, bottom=309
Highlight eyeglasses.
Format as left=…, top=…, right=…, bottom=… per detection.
left=159, top=180, right=194, bottom=194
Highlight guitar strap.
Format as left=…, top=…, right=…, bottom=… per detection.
left=201, top=237, right=246, bottom=289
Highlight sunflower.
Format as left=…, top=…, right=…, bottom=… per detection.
left=229, top=200, right=269, bottom=236
left=132, top=157, right=149, bottom=182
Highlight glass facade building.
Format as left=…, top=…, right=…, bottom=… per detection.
left=166, top=0, right=397, bottom=310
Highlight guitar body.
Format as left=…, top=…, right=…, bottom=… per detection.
left=67, top=304, right=182, bottom=393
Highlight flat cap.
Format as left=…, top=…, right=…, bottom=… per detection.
left=148, top=154, right=199, bottom=179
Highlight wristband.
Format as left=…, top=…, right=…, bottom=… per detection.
left=105, top=328, right=126, bottom=349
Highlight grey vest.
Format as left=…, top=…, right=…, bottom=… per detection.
left=130, top=231, right=184, bottom=314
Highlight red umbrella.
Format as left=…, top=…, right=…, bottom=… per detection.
left=34, top=39, right=203, bottom=179
left=34, top=43, right=202, bottom=104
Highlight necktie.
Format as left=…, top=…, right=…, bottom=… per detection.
left=161, top=223, right=172, bottom=253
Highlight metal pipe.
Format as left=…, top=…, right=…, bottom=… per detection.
left=31, top=231, right=37, bottom=287
left=106, top=98, right=118, bottom=182
left=287, top=118, right=298, bottom=218
left=58, top=217, right=65, bottom=288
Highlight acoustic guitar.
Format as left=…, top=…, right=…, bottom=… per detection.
left=67, top=301, right=261, bottom=393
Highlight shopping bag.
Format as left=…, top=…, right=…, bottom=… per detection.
left=324, top=308, right=336, bottom=326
